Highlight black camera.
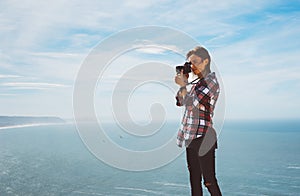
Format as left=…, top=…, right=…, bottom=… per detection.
left=176, top=62, right=192, bottom=74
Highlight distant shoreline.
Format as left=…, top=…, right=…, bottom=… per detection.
left=0, top=122, right=68, bottom=130
left=0, top=116, right=67, bottom=130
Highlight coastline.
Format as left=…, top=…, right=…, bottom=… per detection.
left=0, top=122, right=70, bottom=130
left=0, top=116, right=68, bottom=130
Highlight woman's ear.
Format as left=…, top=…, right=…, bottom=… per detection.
left=203, top=58, right=209, bottom=66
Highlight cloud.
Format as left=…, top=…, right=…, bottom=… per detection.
left=0, top=0, right=299, bottom=119
left=133, top=42, right=182, bottom=55
left=0, top=74, right=22, bottom=79
left=1, top=51, right=86, bottom=83
left=0, top=0, right=274, bottom=53
left=0, top=93, right=17, bottom=96
left=136, top=47, right=173, bottom=55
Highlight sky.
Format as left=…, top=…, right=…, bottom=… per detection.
left=0, top=0, right=300, bottom=122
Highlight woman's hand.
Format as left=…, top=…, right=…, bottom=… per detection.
left=175, top=70, right=188, bottom=87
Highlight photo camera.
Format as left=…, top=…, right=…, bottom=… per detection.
left=176, top=62, right=192, bottom=75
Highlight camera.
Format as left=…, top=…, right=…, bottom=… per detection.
left=176, top=62, right=192, bottom=74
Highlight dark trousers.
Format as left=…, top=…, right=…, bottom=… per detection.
left=186, top=138, right=222, bottom=196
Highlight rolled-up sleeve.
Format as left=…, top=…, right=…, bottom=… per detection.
left=175, top=89, right=193, bottom=107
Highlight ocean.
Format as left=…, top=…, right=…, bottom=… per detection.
left=0, top=120, right=299, bottom=196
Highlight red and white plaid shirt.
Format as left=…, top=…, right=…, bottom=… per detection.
left=176, top=72, right=220, bottom=147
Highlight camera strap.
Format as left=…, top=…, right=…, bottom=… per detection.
left=187, top=77, right=201, bottom=85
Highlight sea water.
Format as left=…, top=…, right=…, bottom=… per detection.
left=0, top=120, right=299, bottom=196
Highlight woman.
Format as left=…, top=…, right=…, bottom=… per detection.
left=175, top=46, right=222, bottom=196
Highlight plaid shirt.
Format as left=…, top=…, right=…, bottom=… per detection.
left=176, top=72, right=220, bottom=147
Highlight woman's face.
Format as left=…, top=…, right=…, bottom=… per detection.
left=188, top=54, right=207, bottom=75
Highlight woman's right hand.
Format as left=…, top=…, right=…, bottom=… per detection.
left=174, top=70, right=188, bottom=87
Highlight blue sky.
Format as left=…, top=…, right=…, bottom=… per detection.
left=0, top=0, right=300, bottom=121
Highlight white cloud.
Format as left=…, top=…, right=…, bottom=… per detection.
left=4, top=51, right=86, bottom=82
left=123, top=0, right=164, bottom=9
left=0, top=0, right=299, bottom=119
left=0, top=74, right=22, bottom=79
left=136, top=47, right=171, bottom=55
left=133, top=42, right=182, bottom=54
left=0, top=93, right=17, bottom=96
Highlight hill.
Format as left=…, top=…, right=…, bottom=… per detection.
left=0, top=116, right=65, bottom=127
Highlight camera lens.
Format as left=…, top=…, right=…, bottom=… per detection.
left=176, top=66, right=184, bottom=74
